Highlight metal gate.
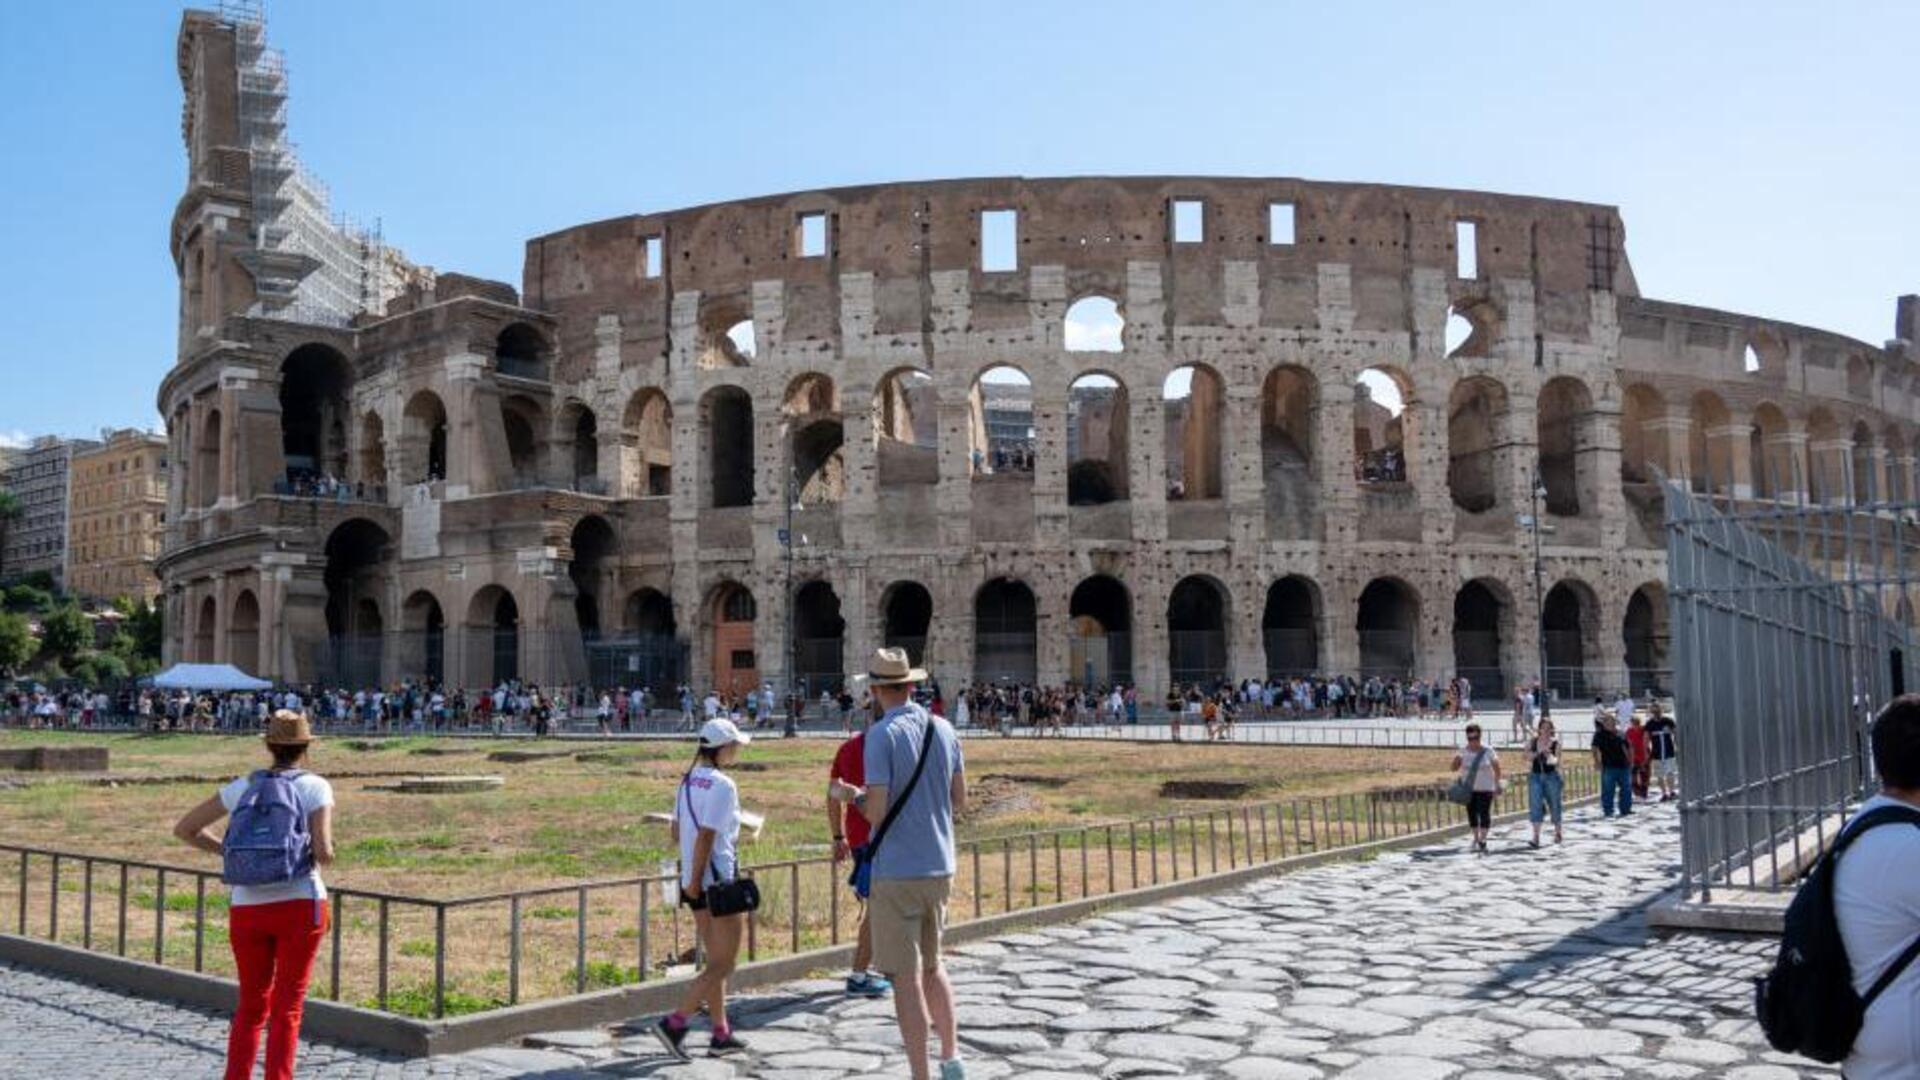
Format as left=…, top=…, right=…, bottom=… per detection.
left=1666, top=480, right=1914, bottom=900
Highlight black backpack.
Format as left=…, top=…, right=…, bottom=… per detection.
left=1755, top=803, right=1920, bottom=1062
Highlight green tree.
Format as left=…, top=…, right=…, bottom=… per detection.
left=113, top=596, right=164, bottom=662
left=40, top=603, right=90, bottom=663
left=4, top=584, right=53, bottom=614
left=0, top=610, right=33, bottom=675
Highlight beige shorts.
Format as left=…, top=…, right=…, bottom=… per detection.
left=869, top=876, right=951, bottom=976
left=1653, top=758, right=1678, bottom=780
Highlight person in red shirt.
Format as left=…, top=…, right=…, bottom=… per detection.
left=1625, top=711, right=1652, bottom=800
left=829, top=706, right=891, bottom=997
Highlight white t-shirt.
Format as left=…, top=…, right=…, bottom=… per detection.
left=676, top=765, right=740, bottom=890
left=217, top=771, right=334, bottom=907
left=1834, top=794, right=1920, bottom=1079
left=1458, top=746, right=1500, bottom=792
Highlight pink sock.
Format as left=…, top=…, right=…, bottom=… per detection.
left=666, top=1012, right=689, bottom=1030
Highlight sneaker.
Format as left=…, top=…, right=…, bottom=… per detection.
left=652, top=1016, right=690, bottom=1062
left=846, top=971, right=892, bottom=997
left=708, top=1031, right=749, bottom=1057
left=939, top=1058, right=968, bottom=1080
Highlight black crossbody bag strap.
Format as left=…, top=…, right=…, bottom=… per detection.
left=866, top=715, right=939, bottom=863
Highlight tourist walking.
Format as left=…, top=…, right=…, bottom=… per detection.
left=829, top=648, right=968, bottom=1080
left=1451, top=723, right=1502, bottom=853
left=1591, top=712, right=1633, bottom=817
left=654, top=718, right=754, bottom=1060
left=170, top=711, right=336, bottom=1080
left=1833, top=695, right=1920, bottom=1079
left=1625, top=708, right=1651, bottom=800
left=827, top=696, right=892, bottom=998
left=1525, top=717, right=1564, bottom=848
left=1645, top=703, right=1678, bottom=801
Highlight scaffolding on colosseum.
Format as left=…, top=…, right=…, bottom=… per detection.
left=221, top=1, right=421, bottom=327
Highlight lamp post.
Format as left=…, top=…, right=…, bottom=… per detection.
left=1527, top=465, right=1552, bottom=720
left=783, top=465, right=798, bottom=737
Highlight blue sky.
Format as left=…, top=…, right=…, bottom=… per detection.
left=2, top=1, right=1916, bottom=441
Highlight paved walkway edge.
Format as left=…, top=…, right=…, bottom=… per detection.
left=0, top=792, right=1599, bottom=1059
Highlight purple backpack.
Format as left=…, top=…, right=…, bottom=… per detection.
left=222, top=770, right=313, bottom=886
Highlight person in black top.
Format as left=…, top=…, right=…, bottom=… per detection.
left=1644, top=704, right=1678, bottom=802
left=1591, top=713, right=1633, bottom=817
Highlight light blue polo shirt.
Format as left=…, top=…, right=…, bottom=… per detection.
left=863, top=702, right=963, bottom=880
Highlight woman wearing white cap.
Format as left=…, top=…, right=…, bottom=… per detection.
left=654, top=717, right=753, bottom=1060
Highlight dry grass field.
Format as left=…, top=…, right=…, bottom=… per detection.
left=0, top=730, right=1466, bottom=1014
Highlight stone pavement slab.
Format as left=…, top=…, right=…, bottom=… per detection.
left=1, top=803, right=1829, bottom=1078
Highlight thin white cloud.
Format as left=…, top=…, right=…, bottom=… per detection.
left=0, top=430, right=29, bottom=449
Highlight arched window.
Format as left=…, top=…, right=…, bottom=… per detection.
left=1354, top=367, right=1412, bottom=485
left=624, top=389, right=673, bottom=497
left=1067, top=373, right=1129, bottom=505
left=1064, top=296, right=1124, bottom=353
left=703, top=387, right=755, bottom=508
left=969, top=366, right=1033, bottom=477
left=874, top=368, right=937, bottom=487
left=1164, top=365, right=1224, bottom=501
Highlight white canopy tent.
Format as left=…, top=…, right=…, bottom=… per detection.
left=149, top=663, right=272, bottom=692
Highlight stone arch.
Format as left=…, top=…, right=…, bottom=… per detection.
left=969, top=365, right=1034, bottom=476
left=1689, top=390, right=1732, bottom=496
left=465, top=585, right=520, bottom=688
left=698, top=297, right=754, bottom=369
left=1884, top=425, right=1910, bottom=504
left=558, top=400, right=600, bottom=490
left=873, top=368, right=938, bottom=487
left=1167, top=575, right=1230, bottom=688
left=974, top=577, right=1038, bottom=685
left=792, top=579, right=847, bottom=693
left=1448, top=376, right=1512, bottom=513
left=569, top=514, right=617, bottom=641
left=1538, top=376, right=1598, bottom=517
left=196, top=407, right=222, bottom=508
left=625, top=587, right=677, bottom=637
left=195, top=595, right=217, bottom=663
left=229, top=589, right=260, bottom=674
left=401, top=390, right=449, bottom=484
left=1165, top=363, right=1224, bottom=501
left=499, top=394, right=547, bottom=487
left=706, top=580, right=758, bottom=694
left=401, top=589, right=446, bottom=686
left=1806, top=407, right=1842, bottom=504
left=1623, top=582, right=1670, bottom=698
left=612, top=586, right=682, bottom=692
left=1357, top=577, right=1420, bottom=678
left=1751, top=402, right=1790, bottom=500
left=324, top=518, right=391, bottom=686
left=1262, top=575, right=1321, bottom=678
left=1851, top=420, right=1877, bottom=504
left=1262, top=365, right=1318, bottom=533
left=623, top=388, right=673, bottom=497
left=1354, top=366, right=1413, bottom=484
left=1064, top=295, right=1125, bottom=353
left=880, top=581, right=933, bottom=666
left=1069, top=575, right=1133, bottom=687
left=702, top=386, right=755, bottom=508
left=1619, top=383, right=1665, bottom=485
left=1453, top=578, right=1513, bottom=698
left=1543, top=578, right=1602, bottom=701
left=1067, top=372, right=1130, bottom=505
left=495, top=323, right=550, bottom=380
left=280, top=343, right=352, bottom=485
left=785, top=374, right=844, bottom=504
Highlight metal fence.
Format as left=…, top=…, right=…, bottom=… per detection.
left=0, top=765, right=1594, bottom=1019
left=1666, top=480, right=1913, bottom=899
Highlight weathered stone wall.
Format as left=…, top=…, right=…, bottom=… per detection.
left=154, top=168, right=1919, bottom=696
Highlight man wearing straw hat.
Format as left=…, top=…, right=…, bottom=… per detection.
left=830, top=647, right=968, bottom=1080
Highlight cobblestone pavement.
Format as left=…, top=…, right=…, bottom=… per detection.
left=1, top=802, right=1824, bottom=1078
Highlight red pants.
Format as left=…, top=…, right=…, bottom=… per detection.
left=226, top=898, right=329, bottom=1080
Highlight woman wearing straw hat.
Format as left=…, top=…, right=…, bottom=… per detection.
left=172, top=710, right=337, bottom=1080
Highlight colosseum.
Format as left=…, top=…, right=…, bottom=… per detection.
left=157, top=7, right=1919, bottom=702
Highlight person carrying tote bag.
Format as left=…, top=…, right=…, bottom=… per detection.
left=652, top=718, right=754, bottom=1061
left=1449, top=723, right=1503, bottom=854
